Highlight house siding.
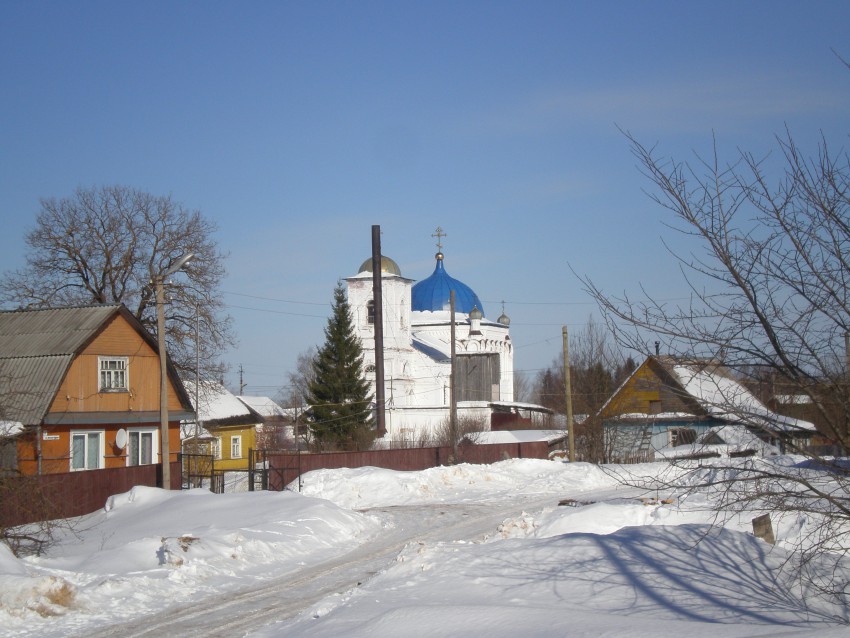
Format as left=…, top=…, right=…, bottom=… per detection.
left=48, top=314, right=184, bottom=415
left=205, top=424, right=258, bottom=471
left=601, top=360, right=698, bottom=418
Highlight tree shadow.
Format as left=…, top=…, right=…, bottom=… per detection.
left=472, top=524, right=848, bottom=627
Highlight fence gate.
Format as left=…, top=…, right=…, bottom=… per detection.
left=180, top=453, right=217, bottom=491
left=248, top=449, right=302, bottom=491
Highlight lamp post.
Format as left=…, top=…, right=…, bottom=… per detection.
left=156, top=252, right=194, bottom=490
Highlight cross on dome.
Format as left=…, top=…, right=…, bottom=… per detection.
left=431, top=226, right=447, bottom=253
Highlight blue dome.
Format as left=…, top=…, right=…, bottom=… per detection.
left=411, top=253, right=484, bottom=315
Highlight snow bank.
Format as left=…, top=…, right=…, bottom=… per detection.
left=294, top=458, right=616, bottom=509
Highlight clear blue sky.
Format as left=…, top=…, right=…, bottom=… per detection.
left=1, top=1, right=848, bottom=396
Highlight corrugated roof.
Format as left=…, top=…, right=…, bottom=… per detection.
left=0, top=305, right=121, bottom=357
left=0, top=355, right=74, bottom=425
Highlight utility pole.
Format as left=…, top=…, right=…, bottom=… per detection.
left=845, top=332, right=849, bottom=378
left=372, top=225, right=386, bottom=436
left=563, top=326, right=575, bottom=462
left=195, top=303, right=201, bottom=440
left=239, top=365, right=246, bottom=395
left=156, top=252, right=195, bottom=490
left=450, top=290, right=458, bottom=463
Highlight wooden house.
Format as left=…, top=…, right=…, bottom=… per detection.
left=0, top=304, right=194, bottom=475
left=183, top=380, right=262, bottom=471
left=599, top=355, right=816, bottom=462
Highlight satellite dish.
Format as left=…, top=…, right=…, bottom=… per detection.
left=115, top=429, right=128, bottom=449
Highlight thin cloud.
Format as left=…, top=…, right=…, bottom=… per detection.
left=467, top=74, right=849, bottom=137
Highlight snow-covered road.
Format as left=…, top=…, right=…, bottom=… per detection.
left=76, top=494, right=589, bottom=638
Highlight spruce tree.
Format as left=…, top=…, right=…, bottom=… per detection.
left=306, top=282, right=375, bottom=451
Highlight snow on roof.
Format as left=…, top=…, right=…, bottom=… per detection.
left=671, top=364, right=816, bottom=432
left=411, top=332, right=451, bottom=361
left=237, top=395, right=286, bottom=418
left=490, top=401, right=554, bottom=414
left=475, top=429, right=565, bottom=445
left=0, top=421, right=24, bottom=437
left=182, top=380, right=254, bottom=422
left=609, top=411, right=700, bottom=422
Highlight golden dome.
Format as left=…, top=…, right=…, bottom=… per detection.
left=358, top=255, right=402, bottom=276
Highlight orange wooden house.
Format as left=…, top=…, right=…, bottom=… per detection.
left=0, top=304, right=194, bottom=475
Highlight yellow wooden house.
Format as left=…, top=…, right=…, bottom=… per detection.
left=184, top=380, right=262, bottom=471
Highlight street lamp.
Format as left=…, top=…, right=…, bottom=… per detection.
left=156, top=252, right=194, bottom=490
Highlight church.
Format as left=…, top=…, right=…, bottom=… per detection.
left=345, top=231, right=552, bottom=443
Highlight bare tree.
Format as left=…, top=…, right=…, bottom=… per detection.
left=281, top=347, right=318, bottom=410
left=579, top=128, right=850, bottom=595
left=513, top=370, right=533, bottom=403
left=531, top=316, right=630, bottom=461
left=0, top=185, right=234, bottom=375
left=433, top=414, right=488, bottom=451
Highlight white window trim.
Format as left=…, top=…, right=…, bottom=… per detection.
left=214, top=437, right=222, bottom=460
left=98, top=356, right=129, bottom=392
left=126, top=427, right=159, bottom=466
left=70, top=430, right=104, bottom=471
left=231, top=435, right=242, bottom=459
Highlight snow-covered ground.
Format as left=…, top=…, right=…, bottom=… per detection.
left=1, top=458, right=848, bottom=637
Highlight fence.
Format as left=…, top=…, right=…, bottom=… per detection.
left=1, top=442, right=551, bottom=527
left=263, top=441, right=550, bottom=491
left=0, top=461, right=181, bottom=528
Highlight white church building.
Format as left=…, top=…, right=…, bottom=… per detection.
left=345, top=245, right=552, bottom=443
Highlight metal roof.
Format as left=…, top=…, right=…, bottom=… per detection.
left=0, top=305, right=122, bottom=357
left=0, top=355, right=73, bottom=425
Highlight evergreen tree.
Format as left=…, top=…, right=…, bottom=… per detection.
left=306, top=282, right=374, bottom=451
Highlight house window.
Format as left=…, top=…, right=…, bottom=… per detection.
left=99, top=357, right=128, bottom=391
left=127, top=429, right=157, bottom=466
left=71, top=431, right=103, bottom=470
left=213, top=437, right=222, bottom=460
left=669, top=427, right=697, bottom=447
left=231, top=435, right=242, bottom=459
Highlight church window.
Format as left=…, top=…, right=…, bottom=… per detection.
left=367, top=300, right=375, bottom=324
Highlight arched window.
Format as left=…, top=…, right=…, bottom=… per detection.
left=367, top=300, right=375, bottom=324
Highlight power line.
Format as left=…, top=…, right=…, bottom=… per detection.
left=222, top=290, right=327, bottom=306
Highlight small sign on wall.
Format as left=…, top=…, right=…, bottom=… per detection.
left=43, top=433, right=59, bottom=440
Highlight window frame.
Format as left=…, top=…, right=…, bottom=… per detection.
left=98, top=356, right=129, bottom=392
left=230, top=435, right=242, bottom=459
left=669, top=427, right=697, bottom=447
left=126, top=428, right=158, bottom=466
left=213, top=437, right=222, bottom=460
left=70, top=430, right=104, bottom=471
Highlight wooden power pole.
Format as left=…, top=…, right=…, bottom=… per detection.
left=563, top=326, right=575, bottom=462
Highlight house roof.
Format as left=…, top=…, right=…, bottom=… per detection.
left=183, top=380, right=260, bottom=427
left=665, top=359, right=815, bottom=432
left=0, top=304, right=193, bottom=426
left=237, top=395, right=287, bottom=419
left=606, top=356, right=816, bottom=433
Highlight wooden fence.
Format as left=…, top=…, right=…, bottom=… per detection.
left=0, top=461, right=181, bottom=528
left=2, top=442, right=550, bottom=527
left=264, top=441, right=550, bottom=490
